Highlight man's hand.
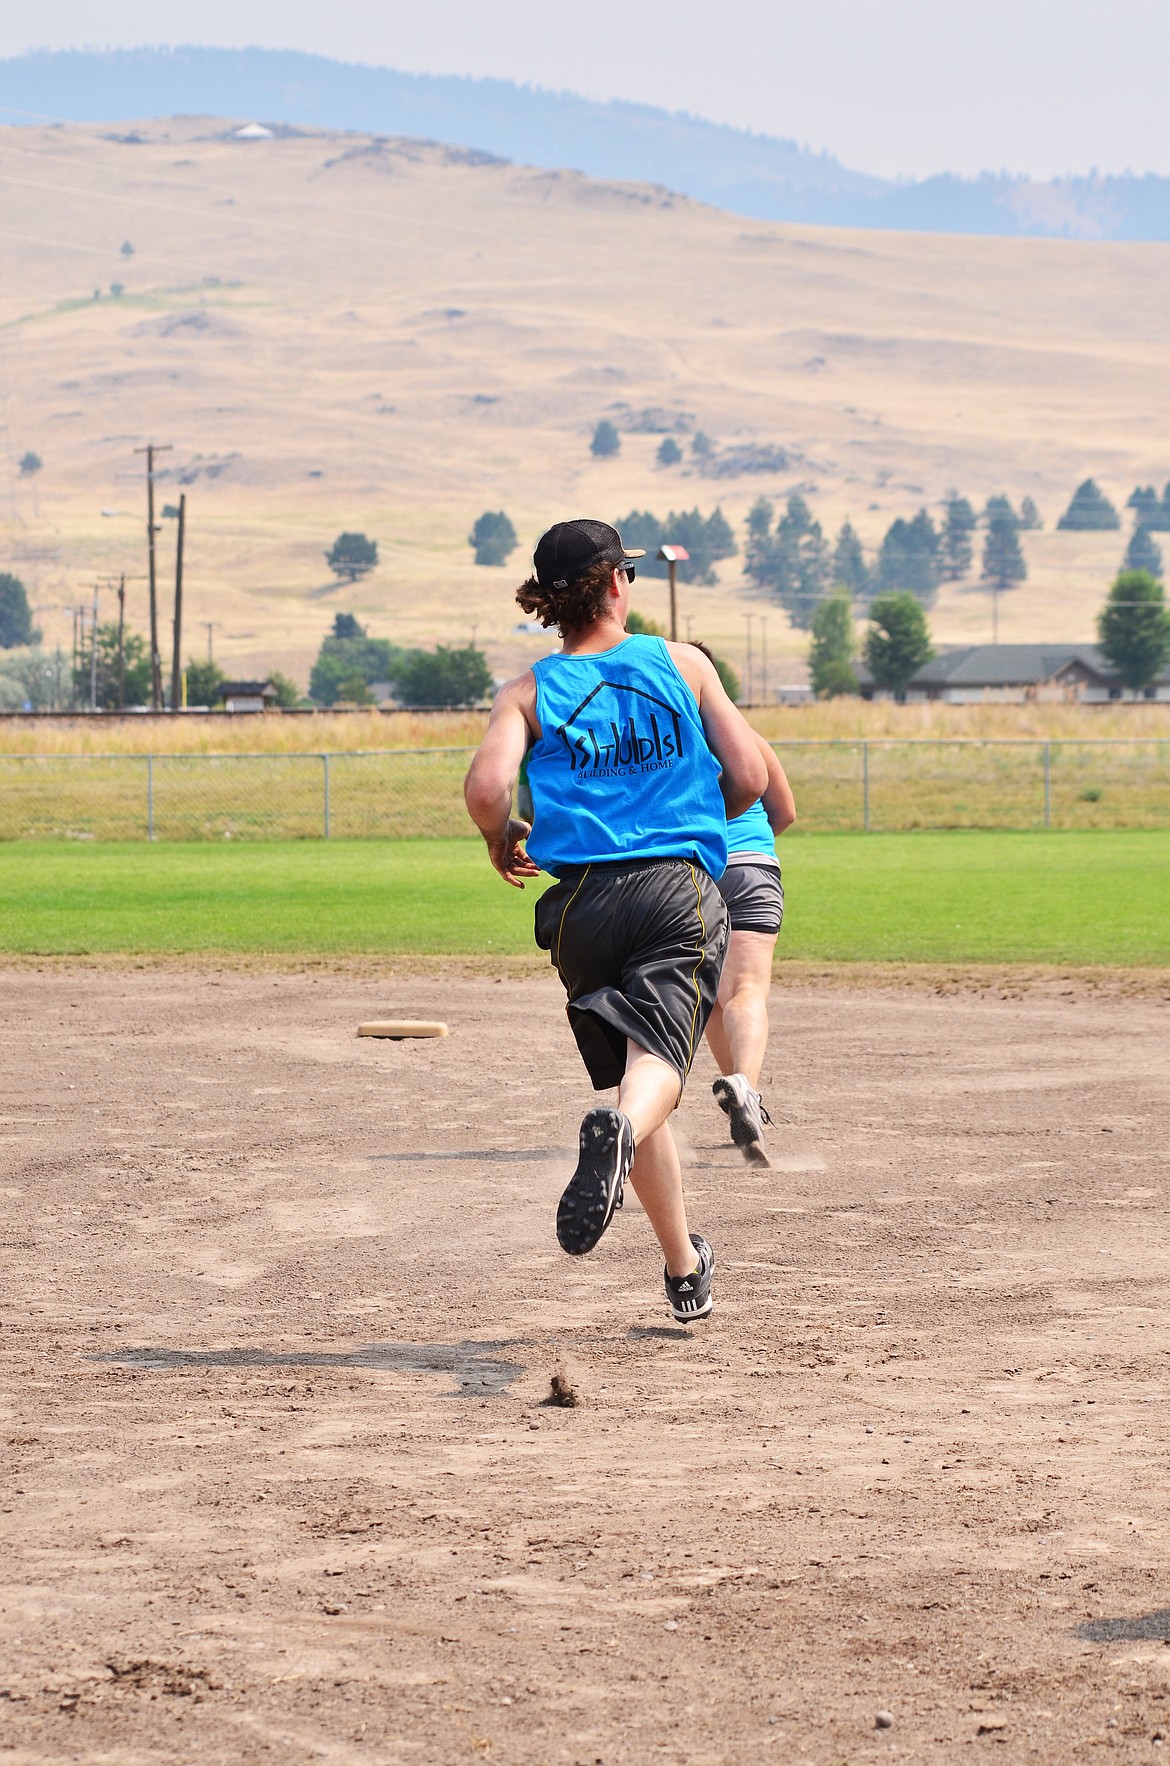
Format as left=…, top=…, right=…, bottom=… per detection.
left=487, top=818, right=541, bottom=889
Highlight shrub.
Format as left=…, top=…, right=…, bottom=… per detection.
left=590, top=420, right=620, bottom=458
left=18, top=450, right=42, bottom=476
left=185, top=657, right=226, bottom=708
left=656, top=438, right=682, bottom=466
left=393, top=645, right=492, bottom=708
left=1096, top=570, right=1170, bottom=693
left=0, top=573, right=38, bottom=649
left=863, top=593, right=934, bottom=700
left=808, top=595, right=858, bottom=698
left=309, top=632, right=402, bottom=705
left=267, top=671, right=302, bottom=709
left=325, top=532, right=378, bottom=581
left=469, top=511, right=518, bottom=567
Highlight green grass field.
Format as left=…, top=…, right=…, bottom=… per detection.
left=1, top=831, right=1166, bottom=966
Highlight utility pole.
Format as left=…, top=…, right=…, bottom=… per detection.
left=744, top=613, right=754, bottom=704
left=134, top=441, right=172, bottom=710
left=117, top=575, right=126, bottom=711
left=90, top=584, right=99, bottom=712
left=203, top=620, right=218, bottom=662
left=760, top=615, right=769, bottom=705
left=992, top=585, right=1000, bottom=645
left=170, top=491, right=186, bottom=714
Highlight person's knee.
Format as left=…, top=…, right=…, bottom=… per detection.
left=725, top=972, right=769, bottom=1011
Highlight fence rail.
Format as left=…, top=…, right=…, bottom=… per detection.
left=1, top=740, right=1168, bottom=842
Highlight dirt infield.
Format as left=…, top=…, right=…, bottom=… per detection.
left=2, top=967, right=1169, bottom=1763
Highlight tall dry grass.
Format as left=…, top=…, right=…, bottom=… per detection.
left=1, top=699, right=1166, bottom=756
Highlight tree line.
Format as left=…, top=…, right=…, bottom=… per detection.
left=806, top=569, right=1170, bottom=701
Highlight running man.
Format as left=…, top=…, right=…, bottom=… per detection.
left=464, top=520, right=766, bottom=1320
left=691, top=641, right=795, bottom=1164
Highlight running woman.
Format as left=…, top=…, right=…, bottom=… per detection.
left=464, top=520, right=766, bottom=1320
left=693, top=641, right=795, bottom=1164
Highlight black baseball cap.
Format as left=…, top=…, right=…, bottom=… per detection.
left=533, top=519, right=645, bottom=590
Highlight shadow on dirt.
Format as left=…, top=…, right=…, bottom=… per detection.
left=1076, top=1610, right=1170, bottom=1643
left=94, top=1341, right=525, bottom=1397
left=370, top=1149, right=573, bottom=1163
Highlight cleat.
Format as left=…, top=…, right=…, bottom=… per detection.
left=556, top=1107, right=634, bottom=1255
left=712, top=1073, right=773, bottom=1166
left=664, top=1233, right=715, bottom=1322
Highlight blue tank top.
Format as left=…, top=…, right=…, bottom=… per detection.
left=526, top=634, right=728, bottom=879
left=727, top=796, right=775, bottom=856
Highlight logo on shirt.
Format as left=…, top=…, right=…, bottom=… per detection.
left=556, top=681, right=686, bottom=780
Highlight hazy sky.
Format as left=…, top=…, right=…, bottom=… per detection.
left=5, top=0, right=1169, bottom=181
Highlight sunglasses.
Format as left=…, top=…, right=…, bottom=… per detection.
left=619, top=564, right=636, bottom=583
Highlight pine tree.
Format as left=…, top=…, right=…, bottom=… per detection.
left=1057, top=479, right=1120, bottom=531
left=877, top=510, right=941, bottom=605
left=982, top=514, right=1028, bottom=592
left=656, top=437, right=682, bottom=466
left=941, top=496, right=976, bottom=580
left=831, top=520, right=870, bottom=598
left=983, top=494, right=1019, bottom=530
left=1125, top=524, right=1163, bottom=579
left=1019, top=496, right=1041, bottom=530
left=1128, top=485, right=1158, bottom=514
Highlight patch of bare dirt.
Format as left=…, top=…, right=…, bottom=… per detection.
left=1, top=967, right=1169, bottom=1762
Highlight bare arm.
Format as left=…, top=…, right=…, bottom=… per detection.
left=754, top=731, right=796, bottom=834
left=463, top=673, right=541, bottom=889
left=666, top=642, right=768, bottom=819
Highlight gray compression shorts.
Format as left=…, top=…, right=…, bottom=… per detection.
left=715, top=859, right=784, bottom=935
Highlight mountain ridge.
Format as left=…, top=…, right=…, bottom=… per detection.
left=3, top=45, right=1169, bottom=240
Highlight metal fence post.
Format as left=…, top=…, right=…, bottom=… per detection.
left=147, top=754, right=154, bottom=842
left=1043, top=740, right=1051, bottom=829
left=862, top=740, right=870, bottom=832
left=322, top=753, right=331, bottom=839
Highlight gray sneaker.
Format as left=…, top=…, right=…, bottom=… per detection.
left=664, top=1233, right=715, bottom=1322
left=712, top=1073, right=772, bottom=1166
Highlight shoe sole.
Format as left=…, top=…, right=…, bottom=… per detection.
left=556, top=1109, right=631, bottom=1256
left=712, top=1078, right=771, bottom=1167
left=668, top=1292, right=714, bottom=1323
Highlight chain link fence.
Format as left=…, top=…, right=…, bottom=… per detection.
left=1, top=741, right=1168, bottom=841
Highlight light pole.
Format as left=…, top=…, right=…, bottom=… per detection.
left=656, top=544, right=690, bottom=642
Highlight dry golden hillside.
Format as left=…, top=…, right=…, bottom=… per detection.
left=3, top=117, right=1170, bottom=690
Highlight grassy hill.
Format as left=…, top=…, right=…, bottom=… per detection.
left=3, top=117, right=1169, bottom=692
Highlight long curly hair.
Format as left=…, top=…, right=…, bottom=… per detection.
left=515, top=560, right=616, bottom=637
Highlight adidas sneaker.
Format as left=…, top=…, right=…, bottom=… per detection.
left=556, top=1106, right=634, bottom=1256
left=664, top=1233, right=715, bottom=1322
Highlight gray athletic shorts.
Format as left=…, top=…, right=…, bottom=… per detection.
left=534, top=857, right=729, bottom=1092
left=716, top=859, right=784, bottom=935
